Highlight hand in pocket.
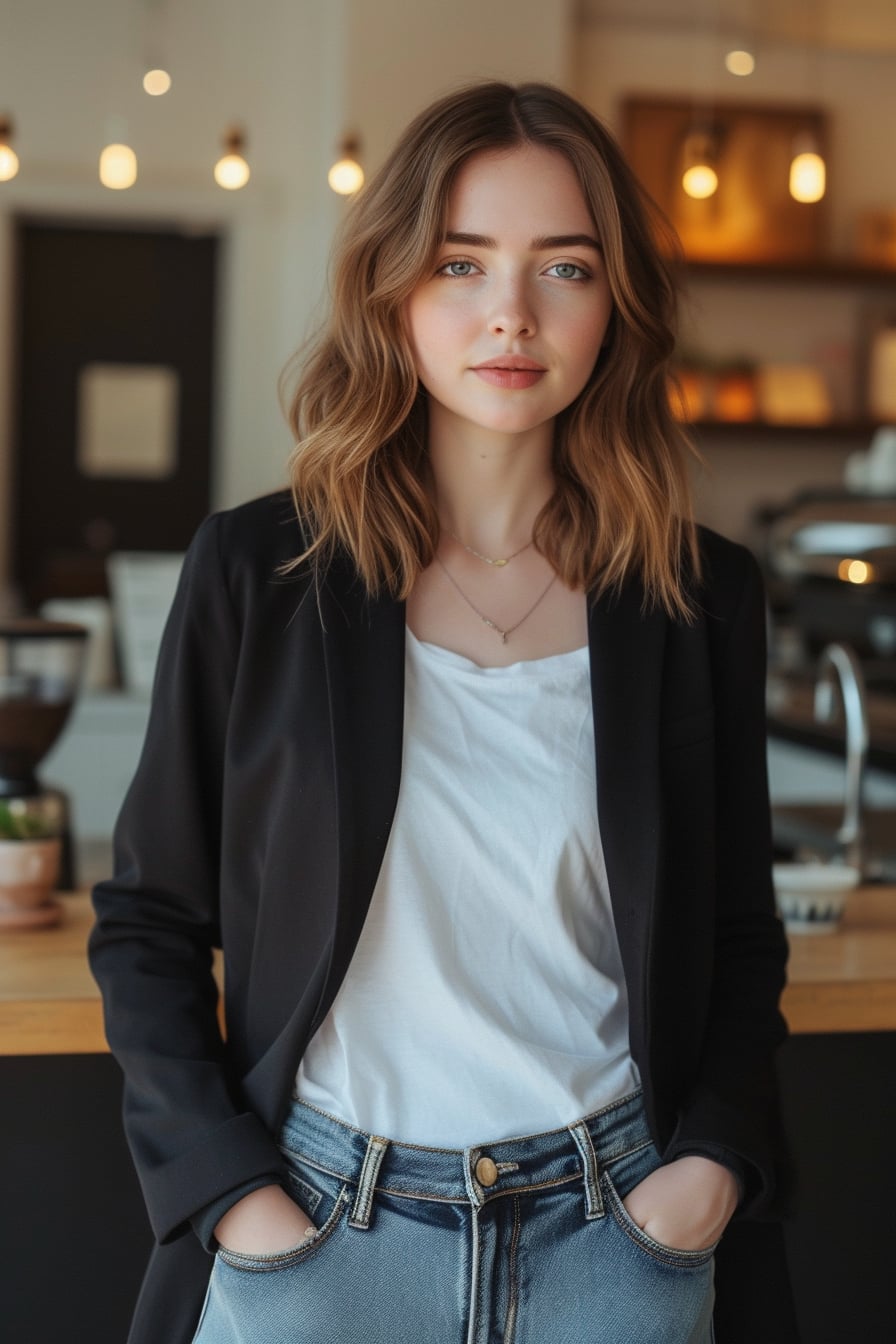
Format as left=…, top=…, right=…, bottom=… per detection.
left=214, top=1184, right=317, bottom=1255
left=622, top=1156, right=738, bottom=1252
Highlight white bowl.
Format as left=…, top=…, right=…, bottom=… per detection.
left=773, top=863, right=861, bottom=935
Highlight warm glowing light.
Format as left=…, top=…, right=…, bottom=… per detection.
left=214, top=128, right=250, bottom=190
left=681, top=128, right=719, bottom=200
left=214, top=153, right=250, bottom=189
left=790, top=151, right=826, bottom=203
left=0, top=117, right=18, bottom=182
left=838, top=558, right=873, bottom=585
left=0, top=144, right=18, bottom=182
left=725, top=49, right=755, bottom=76
left=682, top=164, right=719, bottom=199
left=328, top=156, right=364, bottom=195
left=143, top=68, right=172, bottom=96
left=99, top=143, right=137, bottom=189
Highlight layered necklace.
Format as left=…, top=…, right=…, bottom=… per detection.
left=437, top=527, right=556, bottom=644
left=443, top=528, right=533, bottom=568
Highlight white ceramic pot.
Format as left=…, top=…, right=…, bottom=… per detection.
left=773, top=862, right=861, bottom=935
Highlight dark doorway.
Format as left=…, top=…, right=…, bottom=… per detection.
left=10, top=218, right=219, bottom=608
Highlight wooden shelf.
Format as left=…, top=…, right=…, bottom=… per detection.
left=676, top=257, right=896, bottom=442
left=687, top=418, right=886, bottom=441
left=685, top=259, right=896, bottom=285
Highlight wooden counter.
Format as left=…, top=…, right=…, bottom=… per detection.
left=782, top=885, right=896, bottom=1033
left=0, top=893, right=108, bottom=1055
left=1, top=887, right=895, bottom=1055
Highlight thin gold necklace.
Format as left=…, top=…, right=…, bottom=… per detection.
left=444, top=527, right=533, bottom=568
left=434, top=555, right=557, bottom=644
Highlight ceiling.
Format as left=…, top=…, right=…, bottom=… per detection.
left=579, top=1, right=896, bottom=55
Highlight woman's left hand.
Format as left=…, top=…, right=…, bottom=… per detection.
left=622, top=1155, right=739, bottom=1252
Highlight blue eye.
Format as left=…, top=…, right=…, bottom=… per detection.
left=438, top=259, right=477, bottom=277
left=547, top=262, right=588, bottom=280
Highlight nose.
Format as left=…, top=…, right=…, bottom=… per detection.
left=487, top=279, right=536, bottom=339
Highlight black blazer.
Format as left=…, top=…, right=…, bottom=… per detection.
left=90, top=491, right=796, bottom=1344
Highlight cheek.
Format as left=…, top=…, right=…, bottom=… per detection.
left=407, top=296, right=472, bottom=364
left=571, top=299, right=613, bottom=363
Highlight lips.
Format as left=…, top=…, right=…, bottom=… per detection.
left=472, top=355, right=547, bottom=389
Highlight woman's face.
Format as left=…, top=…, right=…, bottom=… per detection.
left=405, top=144, right=613, bottom=444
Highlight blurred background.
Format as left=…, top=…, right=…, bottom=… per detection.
left=1, top=0, right=895, bottom=874
left=2, top=7, right=896, bottom=1342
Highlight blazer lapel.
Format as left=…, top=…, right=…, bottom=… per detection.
left=314, top=560, right=406, bottom=1030
left=587, top=583, right=667, bottom=1056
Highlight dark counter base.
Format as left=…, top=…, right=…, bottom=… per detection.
left=2, top=1040, right=894, bottom=1344
left=778, top=1032, right=896, bottom=1344
left=0, top=1055, right=151, bottom=1344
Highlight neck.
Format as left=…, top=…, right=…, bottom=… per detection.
left=427, top=415, right=556, bottom=553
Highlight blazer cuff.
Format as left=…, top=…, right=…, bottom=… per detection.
left=145, top=1113, right=289, bottom=1244
left=664, top=1141, right=749, bottom=1208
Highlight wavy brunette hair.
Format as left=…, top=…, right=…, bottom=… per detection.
left=281, top=81, right=699, bottom=616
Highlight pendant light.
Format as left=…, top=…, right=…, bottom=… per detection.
left=0, top=117, right=19, bottom=183
left=724, top=48, right=755, bottom=77
left=328, top=135, right=364, bottom=196
left=214, top=128, right=250, bottom=190
left=99, top=115, right=137, bottom=191
left=789, top=2, right=826, bottom=203
left=143, top=69, right=172, bottom=96
left=681, top=127, right=719, bottom=200
left=140, top=1, right=172, bottom=95
left=789, top=130, right=826, bottom=203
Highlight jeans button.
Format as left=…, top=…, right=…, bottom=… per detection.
left=475, top=1156, right=499, bottom=1187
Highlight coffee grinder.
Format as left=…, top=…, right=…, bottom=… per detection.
left=0, top=621, right=88, bottom=915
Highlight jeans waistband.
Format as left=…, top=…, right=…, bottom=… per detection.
left=280, top=1088, right=653, bottom=1208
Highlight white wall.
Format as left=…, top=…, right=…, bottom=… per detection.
left=0, top=0, right=350, bottom=585
left=344, top=0, right=573, bottom=170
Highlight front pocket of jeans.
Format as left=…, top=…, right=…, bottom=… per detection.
left=601, top=1170, right=717, bottom=1270
left=216, top=1184, right=351, bottom=1274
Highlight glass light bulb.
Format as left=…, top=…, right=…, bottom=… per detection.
left=789, top=151, right=825, bottom=203
left=725, top=49, right=755, bottom=76
left=99, top=143, right=137, bottom=189
left=328, top=157, right=364, bottom=195
left=682, top=164, right=719, bottom=200
left=143, top=69, right=172, bottom=96
left=0, top=144, right=19, bottom=182
left=214, top=153, right=250, bottom=190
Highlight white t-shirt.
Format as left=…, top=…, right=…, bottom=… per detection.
left=295, top=629, right=639, bottom=1145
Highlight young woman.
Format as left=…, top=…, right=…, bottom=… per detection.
left=90, top=82, right=795, bottom=1344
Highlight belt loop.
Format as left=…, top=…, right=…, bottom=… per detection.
left=569, top=1121, right=604, bottom=1220
left=349, top=1134, right=390, bottom=1230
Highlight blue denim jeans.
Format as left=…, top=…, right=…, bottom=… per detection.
left=192, top=1088, right=715, bottom=1343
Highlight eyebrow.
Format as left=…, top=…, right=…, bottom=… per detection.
left=443, top=231, right=602, bottom=251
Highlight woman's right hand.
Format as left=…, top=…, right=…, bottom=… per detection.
left=214, top=1184, right=316, bottom=1254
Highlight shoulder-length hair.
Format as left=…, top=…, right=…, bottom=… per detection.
left=281, top=80, right=699, bottom=616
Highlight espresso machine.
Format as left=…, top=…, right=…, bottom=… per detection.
left=0, top=620, right=88, bottom=894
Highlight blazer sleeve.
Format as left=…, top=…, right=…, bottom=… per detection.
left=88, top=513, right=287, bottom=1245
left=664, top=544, right=790, bottom=1216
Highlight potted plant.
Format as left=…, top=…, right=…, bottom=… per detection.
left=0, top=800, right=62, bottom=929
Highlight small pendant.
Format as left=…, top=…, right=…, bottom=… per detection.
left=501, top=631, right=508, bottom=644
left=492, top=559, right=508, bottom=568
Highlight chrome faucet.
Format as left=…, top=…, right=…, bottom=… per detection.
left=813, top=642, right=869, bottom=873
